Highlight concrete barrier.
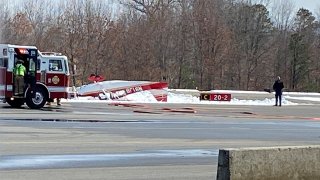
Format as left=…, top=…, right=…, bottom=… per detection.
left=216, top=146, right=320, bottom=180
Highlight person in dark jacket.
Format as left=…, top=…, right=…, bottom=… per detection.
left=273, top=76, right=284, bottom=106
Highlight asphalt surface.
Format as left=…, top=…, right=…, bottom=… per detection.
left=1, top=101, right=320, bottom=180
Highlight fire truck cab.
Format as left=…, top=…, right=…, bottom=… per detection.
left=0, top=44, right=70, bottom=109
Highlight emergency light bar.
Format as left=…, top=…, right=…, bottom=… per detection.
left=18, top=48, right=29, bottom=54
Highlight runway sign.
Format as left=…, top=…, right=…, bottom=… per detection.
left=200, top=93, right=231, bottom=101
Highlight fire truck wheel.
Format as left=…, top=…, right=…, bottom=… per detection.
left=25, top=87, right=48, bottom=109
left=6, top=98, right=25, bottom=108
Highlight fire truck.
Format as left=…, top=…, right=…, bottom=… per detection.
left=0, top=44, right=70, bottom=109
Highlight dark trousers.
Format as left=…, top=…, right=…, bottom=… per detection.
left=275, top=94, right=282, bottom=106
left=14, top=76, right=25, bottom=95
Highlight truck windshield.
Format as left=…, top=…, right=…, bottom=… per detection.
left=29, top=58, right=36, bottom=74
left=64, top=59, right=69, bottom=75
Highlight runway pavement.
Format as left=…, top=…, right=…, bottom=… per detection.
left=1, top=101, right=320, bottom=180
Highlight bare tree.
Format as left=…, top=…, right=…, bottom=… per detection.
left=270, top=0, right=294, bottom=86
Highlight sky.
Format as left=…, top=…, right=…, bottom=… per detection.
left=293, top=0, right=320, bottom=12
left=293, top=0, right=320, bottom=15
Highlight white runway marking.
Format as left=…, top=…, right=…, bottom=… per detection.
left=0, top=149, right=218, bottom=170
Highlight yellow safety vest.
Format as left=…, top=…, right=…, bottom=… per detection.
left=14, top=64, right=26, bottom=76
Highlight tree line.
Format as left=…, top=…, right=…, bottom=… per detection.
left=1, top=0, right=320, bottom=92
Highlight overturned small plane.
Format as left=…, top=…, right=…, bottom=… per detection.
left=76, top=80, right=168, bottom=102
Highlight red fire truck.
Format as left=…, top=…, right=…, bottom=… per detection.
left=0, top=44, right=70, bottom=109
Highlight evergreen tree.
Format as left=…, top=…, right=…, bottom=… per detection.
left=289, top=8, right=315, bottom=90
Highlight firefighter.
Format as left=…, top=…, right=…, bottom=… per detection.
left=13, top=59, right=26, bottom=95
left=56, top=98, right=61, bottom=106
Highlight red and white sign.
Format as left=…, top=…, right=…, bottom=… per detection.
left=200, top=93, right=231, bottom=101
left=210, top=93, right=231, bottom=101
